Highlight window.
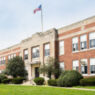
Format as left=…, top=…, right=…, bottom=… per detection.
left=11, top=54, right=14, bottom=59
left=90, top=58, right=95, bottom=74
left=0, top=57, right=6, bottom=65
left=8, top=53, right=16, bottom=60
left=60, top=62, right=64, bottom=71
left=24, top=49, right=28, bottom=60
left=0, top=58, right=1, bottom=65
left=59, top=41, right=64, bottom=55
left=72, top=37, right=78, bottom=52
left=80, top=35, right=87, bottom=50
left=32, top=47, right=39, bottom=58
left=8, top=55, right=11, bottom=60
left=73, top=60, right=79, bottom=71
left=0, top=70, right=3, bottom=73
left=0, top=70, right=2, bottom=73
left=89, top=32, right=95, bottom=48
left=44, top=44, right=50, bottom=56
left=13, top=54, right=16, bottom=57
left=3, top=57, right=6, bottom=64
left=81, top=59, right=88, bottom=74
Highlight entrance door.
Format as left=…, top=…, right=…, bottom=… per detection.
left=35, top=67, right=39, bottom=78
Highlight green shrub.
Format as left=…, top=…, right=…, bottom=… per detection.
left=80, top=77, right=95, bottom=86
left=48, top=79, right=57, bottom=86
left=12, top=77, right=25, bottom=84
left=0, top=74, right=7, bottom=83
left=57, top=70, right=83, bottom=87
left=34, top=77, right=44, bottom=85
left=2, top=79, right=12, bottom=84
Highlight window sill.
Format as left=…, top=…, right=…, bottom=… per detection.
left=59, top=54, right=64, bottom=56
left=82, top=74, right=95, bottom=77
left=72, top=48, right=95, bottom=54
left=44, top=55, right=50, bottom=57
left=80, top=49, right=88, bottom=52
left=72, top=51, right=79, bottom=53
left=32, top=57, right=39, bottom=59
left=89, top=47, right=95, bottom=50
left=82, top=74, right=88, bottom=76
left=81, top=74, right=95, bottom=76
left=89, top=74, right=95, bottom=76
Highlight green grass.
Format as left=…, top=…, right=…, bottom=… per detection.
left=74, top=86, right=95, bottom=89
left=0, top=85, right=95, bottom=95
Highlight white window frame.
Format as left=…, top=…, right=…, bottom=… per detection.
left=24, top=49, right=28, bottom=60
left=80, top=35, right=87, bottom=50
left=90, top=58, right=95, bottom=75
left=72, top=37, right=78, bottom=52
left=89, top=32, right=95, bottom=49
left=80, top=59, right=88, bottom=75
left=32, top=46, right=40, bottom=58
left=73, top=60, right=79, bottom=71
left=60, top=62, right=64, bottom=71
left=59, top=40, right=64, bottom=55
left=44, top=43, right=50, bottom=57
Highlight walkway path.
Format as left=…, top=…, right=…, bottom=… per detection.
left=65, top=87, right=95, bottom=91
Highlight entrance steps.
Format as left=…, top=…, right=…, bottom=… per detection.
left=22, top=80, right=36, bottom=85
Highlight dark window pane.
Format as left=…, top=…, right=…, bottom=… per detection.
left=72, top=43, right=78, bottom=51
left=90, top=65, right=95, bottom=74
left=81, top=65, right=88, bottom=74
left=45, top=49, right=50, bottom=56
left=81, top=41, right=87, bottom=50
left=90, top=39, right=95, bottom=48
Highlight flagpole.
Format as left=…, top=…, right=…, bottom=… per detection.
left=41, top=6, right=43, bottom=32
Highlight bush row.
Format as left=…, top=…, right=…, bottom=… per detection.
left=34, top=77, right=45, bottom=85
left=1, top=71, right=95, bottom=86
left=0, top=74, right=25, bottom=84
left=34, top=70, right=83, bottom=87
left=48, top=79, right=57, bottom=86
left=57, top=70, right=83, bottom=87
left=48, top=77, right=95, bottom=87
left=80, top=77, right=95, bottom=86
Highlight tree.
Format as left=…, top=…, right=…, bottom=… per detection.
left=40, top=57, right=61, bottom=79
left=5, top=56, right=27, bottom=78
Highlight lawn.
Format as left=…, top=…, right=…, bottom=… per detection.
left=0, top=85, right=95, bottom=95
left=74, top=86, right=95, bottom=89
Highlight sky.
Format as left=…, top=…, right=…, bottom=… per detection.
left=0, top=0, right=95, bottom=50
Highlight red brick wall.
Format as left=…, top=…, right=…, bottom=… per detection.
left=58, top=27, right=81, bottom=37
left=57, top=22, right=95, bottom=76
left=85, top=22, right=95, bottom=29
left=0, top=52, right=20, bottom=71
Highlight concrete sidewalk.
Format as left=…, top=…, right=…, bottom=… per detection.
left=65, top=87, right=95, bottom=91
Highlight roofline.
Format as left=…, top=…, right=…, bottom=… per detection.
left=0, top=43, right=20, bottom=52
left=58, top=15, right=95, bottom=31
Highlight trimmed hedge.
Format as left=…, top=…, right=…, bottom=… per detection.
left=12, top=77, right=25, bottom=84
left=0, top=74, right=7, bottom=83
left=34, top=77, right=44, bottom=85
left=2, top=79, right=12, bottom=84
left=57, top=70, right=83, bottom=87
left=80, top=77, right=95, bottom=86
left=48, top=79, right=57, bottom=86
